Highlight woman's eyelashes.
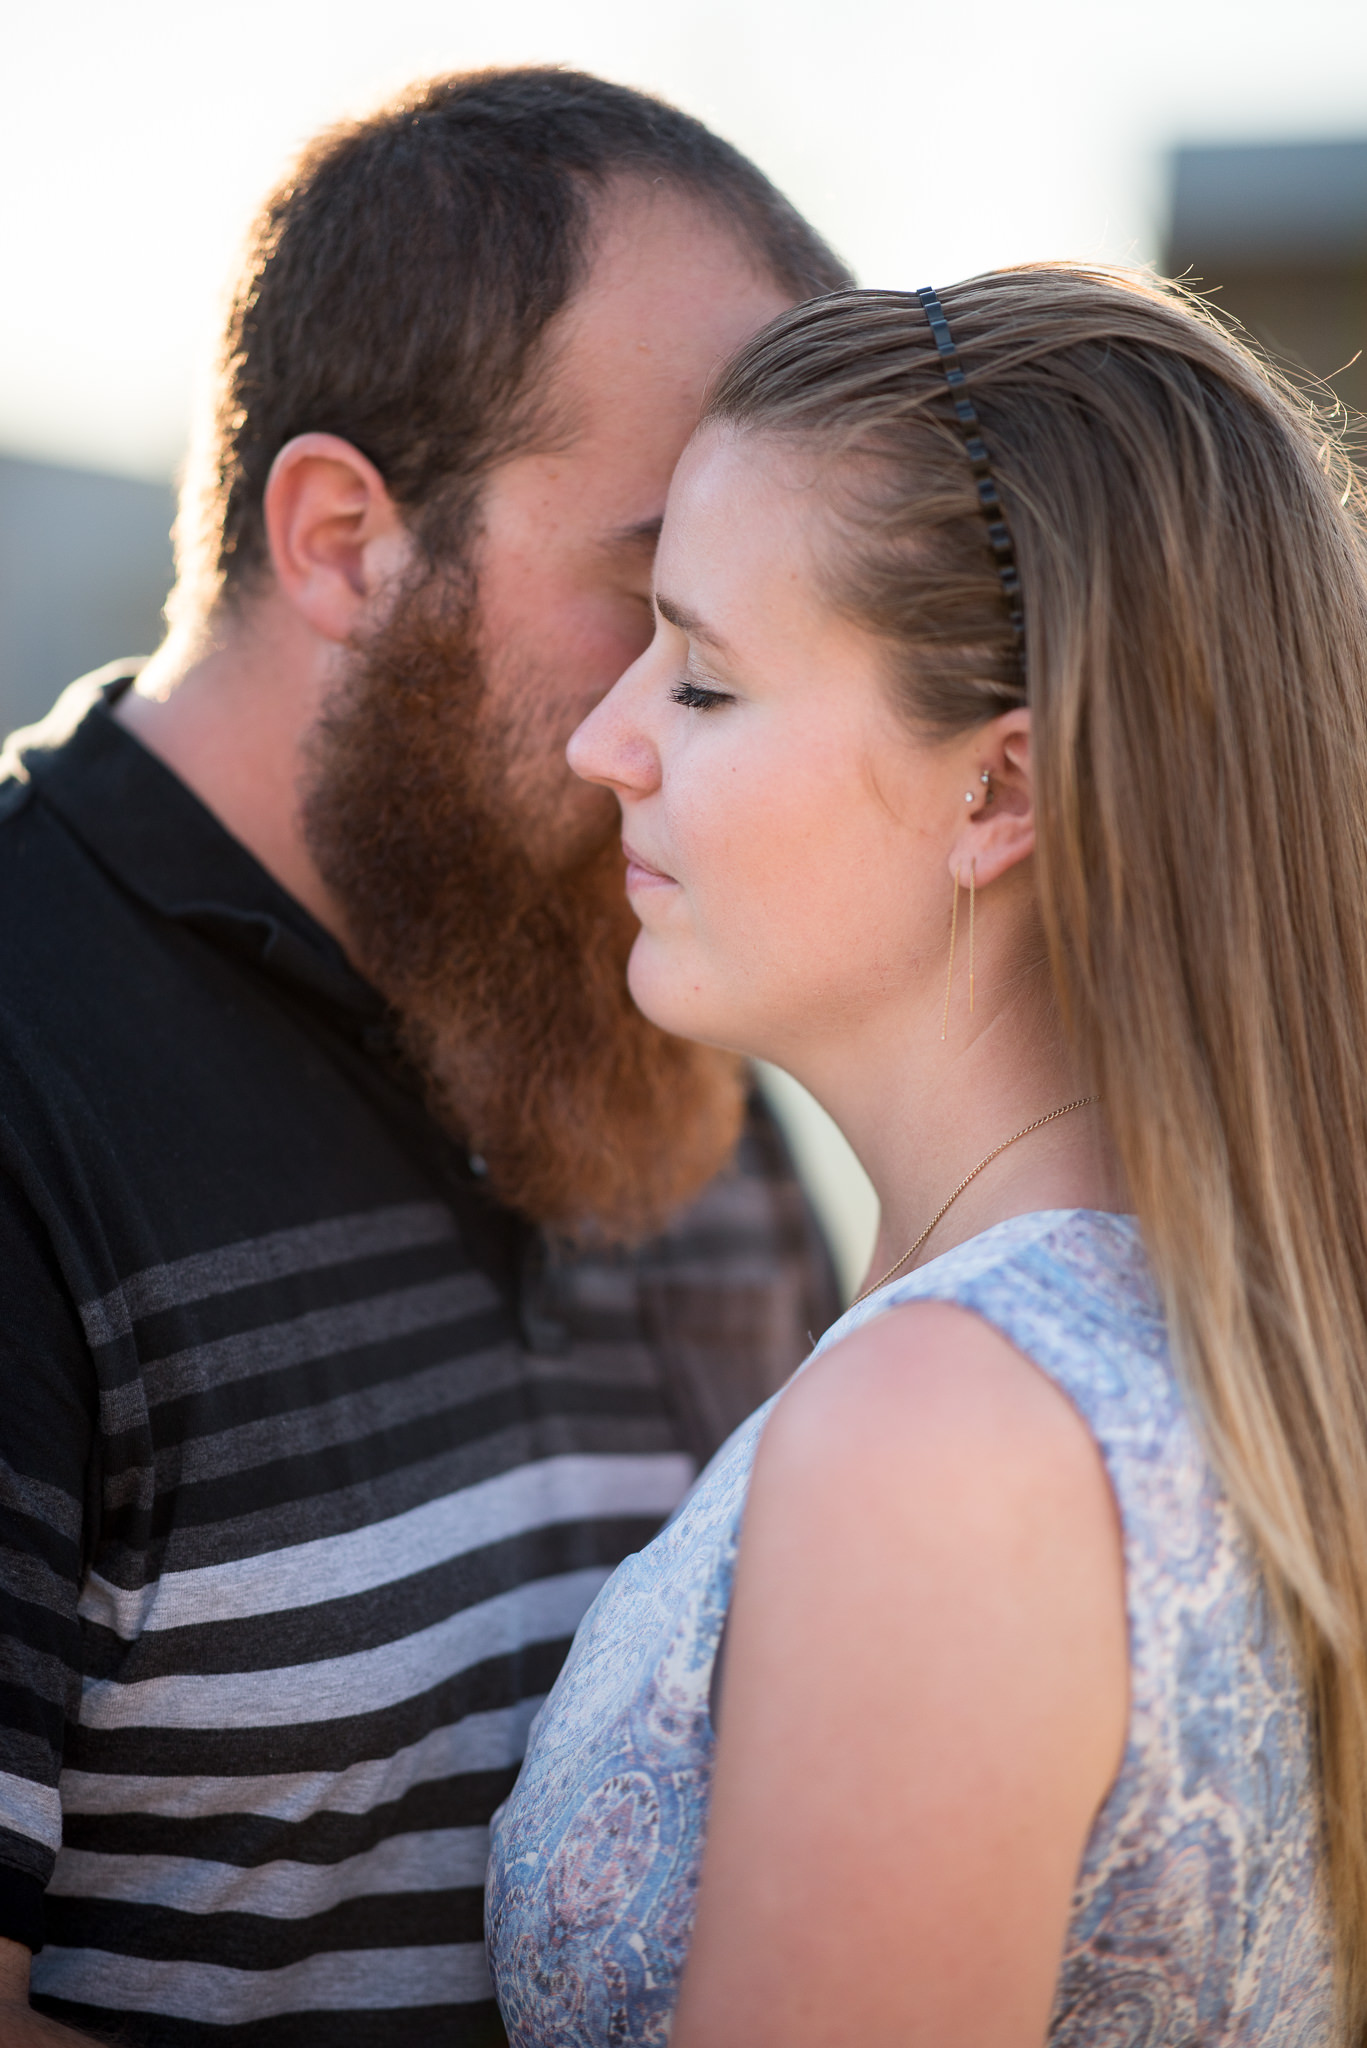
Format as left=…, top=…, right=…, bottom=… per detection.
left=669, top=672, right=733, bottom=711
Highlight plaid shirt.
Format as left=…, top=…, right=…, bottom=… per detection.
left=524, top=1090, right=841, bottom=1467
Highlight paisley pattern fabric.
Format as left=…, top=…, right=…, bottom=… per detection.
left=486, top=1210, right=1334, bottom=2044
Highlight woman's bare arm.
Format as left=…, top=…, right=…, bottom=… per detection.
left=671, top=1299, right=1129, bottom=2048
left=0, top=1939, right=95, bottom=2042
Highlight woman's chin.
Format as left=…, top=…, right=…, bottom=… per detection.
left=626, top=934, right=741, bottom=1052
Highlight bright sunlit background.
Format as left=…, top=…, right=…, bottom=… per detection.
left=5, top=0, right=1366, bottom=478
left=3, top=0, right=1365, bottom=1289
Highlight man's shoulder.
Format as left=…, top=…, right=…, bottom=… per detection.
left=0, top=709, right=116, bottom=947
left=0, top=668, right=130, bottom=866
left=0, top=674, right=174, bottom=1103
left=0, top=665, right=127, bottom=785
left=0, top=774, right=34, bottom=830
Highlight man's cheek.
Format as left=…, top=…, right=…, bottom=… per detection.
left=547, top=593, right=657, bottom=705
left=484, top=590, right=654, bottom=785
left=499, top=709, right=619, bottom=864
left=602, top=597, right=657, bottom=679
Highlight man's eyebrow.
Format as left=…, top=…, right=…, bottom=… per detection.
left=654, top=592, right=734, bottom=658
left=607, top=516, right=664, bottom=552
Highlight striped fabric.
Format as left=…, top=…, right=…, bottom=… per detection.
left=19, top=1195, right=697, bottom=2039
left=20, top=1187, right=746, bottom=2042
left=12, top=1149, right=829, bottom=2048
left=0, top=676, right=837, bottom=2044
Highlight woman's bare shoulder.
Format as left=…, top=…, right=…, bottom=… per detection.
left=760, top=1296, right=1116, bottom=1526
left=675, top=1300, right=1130, bottom=2048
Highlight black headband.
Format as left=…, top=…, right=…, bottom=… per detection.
left=915, top=286, right=1026, bottom=671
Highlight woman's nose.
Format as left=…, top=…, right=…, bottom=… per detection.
left=567, top=671, right=660, bottom=796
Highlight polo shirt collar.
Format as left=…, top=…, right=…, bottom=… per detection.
left=11, top=667, right=386, bottom=1028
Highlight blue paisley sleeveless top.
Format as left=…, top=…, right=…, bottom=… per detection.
left=486, top=1211, right=1334, bottom=2043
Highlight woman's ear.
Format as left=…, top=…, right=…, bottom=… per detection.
left=262, top=433, right=415, bottom=643
left=947, top=708, right=1034, bottom=887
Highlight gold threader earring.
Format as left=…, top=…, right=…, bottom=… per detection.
left=941, top=868, right=960, bottom=1041
left=941, top=857, right=979, bottom=1041
left=968, top=858, right=977, bottom=1015
left=944, top=769, right=991, bottom=1039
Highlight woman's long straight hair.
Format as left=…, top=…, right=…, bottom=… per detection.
left=705, top=268, right=1367, bottom=2034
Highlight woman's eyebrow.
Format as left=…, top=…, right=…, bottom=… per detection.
left=655, top=592, right=735, bottom=658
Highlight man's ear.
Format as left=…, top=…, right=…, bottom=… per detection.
left=262, top=433, right=414, bottom=643
left=947, top=708, right=1035, bottom=887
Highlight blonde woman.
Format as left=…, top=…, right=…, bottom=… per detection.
left=485, top=270, right=1367, bottom=2043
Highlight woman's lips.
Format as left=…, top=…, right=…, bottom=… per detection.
left=622, top=840, right=678, bottom=891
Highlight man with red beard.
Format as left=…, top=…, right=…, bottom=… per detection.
left=0, top=70, right=846, bottom=2047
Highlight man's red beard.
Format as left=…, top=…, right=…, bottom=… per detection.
left=301, top=573, right=744, bottom=1239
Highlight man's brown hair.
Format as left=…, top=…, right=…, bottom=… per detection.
left=173, top=66, right=850, bottom=621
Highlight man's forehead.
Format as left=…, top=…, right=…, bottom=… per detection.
left=491, top=190, right=791, bottom=547
left=549, top=185, right=790, bottom=395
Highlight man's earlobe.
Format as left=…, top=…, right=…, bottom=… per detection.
left=263, top=433, right=412, bottom=644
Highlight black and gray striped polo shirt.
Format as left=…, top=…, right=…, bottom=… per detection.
left=0, top=677, right=836, bottom=2046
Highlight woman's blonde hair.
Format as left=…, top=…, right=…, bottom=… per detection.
left=705, top=267, right=1367, bottom=2033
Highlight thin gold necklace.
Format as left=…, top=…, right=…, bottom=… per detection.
left=851, top=1096, right=1099, bottom=1308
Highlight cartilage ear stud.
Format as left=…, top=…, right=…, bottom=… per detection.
left=964, top=790, right=975, bottom=802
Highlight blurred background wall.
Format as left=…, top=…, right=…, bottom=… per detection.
left=1166, top=138, right=1367, bottom=423
left=0, top=458, right=174, bottom=733
left=2, top=0, right=1364, bottom=1289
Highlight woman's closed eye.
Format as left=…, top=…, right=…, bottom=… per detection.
left=670, top=674, right=734, bottom=711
